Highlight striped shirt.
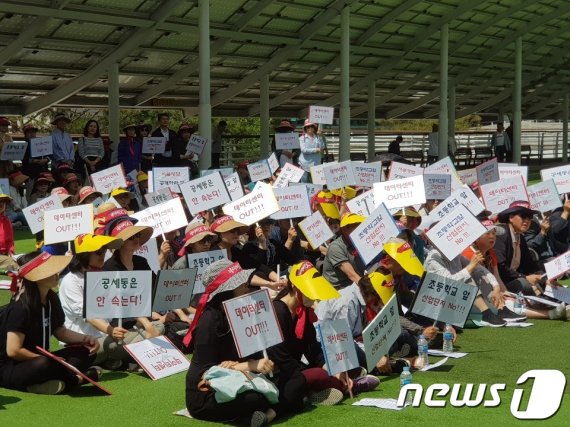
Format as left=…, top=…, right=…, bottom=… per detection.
left=78, top=137, right=104, bottom=160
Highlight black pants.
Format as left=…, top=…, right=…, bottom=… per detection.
left=211, top=152, right=221, bottom=169
left=0, top=346, right=94, bottom=392
left=495, top=146, right=507, bottom=162
left=187, top=390, right=271, bottom=422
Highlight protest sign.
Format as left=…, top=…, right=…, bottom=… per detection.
left=316, top=319, right=360, bottom=376
left=200, top=168, right=234, bottom=179
left=23, top=194, right=63, bottom=234
left=388, top=162, right=423, bottom=180
left=273, top=163, right=305, bottom=188
left=147, top=170, right=153, bottom=192
left=373, top=175, right=425, bottom=210
left=323, top=161, right=356, bottom=190
left=1, top=141, right=27, bottom=161
left=298, top=211, right=334, bottom=249
left=527, top=179, right=562, bottom=213
left=411, top=272, right=478, bottom=328
left=84, top=270, right=152, bottom=319
left=353, top=162, right=382, bottom=188
left=423, top=174, right=452, bottom=200
left=475, top=157, right=499, bottom=186
left=346, top=190, right=374, bottom=216
left=152, top=268, right=198, bottom=312
left=448, top=186, right=485, bottom=217
left=456, top=168, right=477, bottom=186
left=289, top=182, right=323, bottom=200
left=350, top=202, right=400, bottom=266
left=270, top=186, right=312, bottom=220
left=426, top=204, right=487, bottom=261
left=362, top=295, right=401, bottom=371
left=124, top=336, right=190, bottom=380
left=310, top=161, right=337, bottom=185
left=44, top=204, right=93, bottom=244
left=142, top=137, right=166, bottom=154
left=480, top=176, right=528, bottom=214
left=0, top=178, right=8, bottom=195
left=541, top=165, right=570, bottom=195
left=144, top=187, right=174, bottom=207
left=131, top=197, right=188, bottom=239
left=247, top=160, right=272, bottom=182
left=135, top=238, right=159, bottom=273
left=499, top=165, right=528, bottom=185
left=187, top=249, right=228, bottom=294
left=224, top=171, right=245, bottom=201
left=544, top=285, right=570, bottom=304
left=180, top=172, right=231, bottom=215
left=30, top=136, right=53, bottom=157
left=185, top=134, right=208, bottom=155
left=152, top=167, right=190, bottom=192
left=90, top=164, right=127, bottom=195
left=275, top=132, right=300, bottom=150
left=267, top=152, right=280, bottom=174
left=223, top=182, right=279, bottom=226
left=544, top=251, right=570, bottom=280
left=223, top=288, right=284, bottom=358
left=424, top=157, right=462, bottom=190
left=308, top=105, right=334, bottom=124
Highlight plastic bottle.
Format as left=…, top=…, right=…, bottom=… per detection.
left=417, top=334, right=429, bottom=369
left=514, top=292, right=527, bottom=315
left=442, top=324, right=454, bottom=353
left=399, top=366, right=413, bottom=406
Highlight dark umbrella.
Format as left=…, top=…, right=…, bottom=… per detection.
left=374, top=153, right=411, bottom=164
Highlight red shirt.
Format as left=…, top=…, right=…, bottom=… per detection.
left=0, top=214, right=14, bottom=255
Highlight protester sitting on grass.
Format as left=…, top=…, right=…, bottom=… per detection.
left=392, top=206, right=426, bottom=263
left=28, top=172, right=55, bottom=204
left=0, top=252, right=100, bottom=395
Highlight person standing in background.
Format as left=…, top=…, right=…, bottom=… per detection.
left=211, top=120, right=227, bottom=169
left=50, top=113, right=75, bottom=167
left=78, top=120, right=105, bottom=174
left=298, top=120, right=323, bottom=182
left=491, top=123, right=511, bottom=163
left=427, top=124, right=439, bottom=164
left=152, top=113, right=177, bottom=167
left=0, top=116, right=15, bottom=178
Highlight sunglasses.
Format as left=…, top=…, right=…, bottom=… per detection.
left=128, top=232, right=142, bottom=241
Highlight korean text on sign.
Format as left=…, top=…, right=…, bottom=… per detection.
left=373, top=175, right=425, bottom=210
left=90, top=164, right=127, bottom=195
left=222, top=182, right=279, bottom=226
left=362, top=295, right=401, bottom=371
left=153, top=268, right=198, bottom=312
left=23, top=194, right=63, bottom=234
left=44, top=204, right=94, bottom=244
left=124, top=336, right=190, bottom=381
left=316, top=319, right=359, bottom=376
left=270, top=186, right=312, bottom=220
left=142, top=137, right=166, bottom=154
left=308, top=105, right=334, bottom=125
left=180, top=172, right=231, bottom=215
left=152, top=167, right=190, bottom=192
left=187, top=249, right=228, bottom=294
left=298, top=211, right=334, bottom=250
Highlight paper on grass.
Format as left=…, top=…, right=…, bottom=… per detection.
left=352, top=398, right=409, bottom=411
left=418, top=356, right=449, bottom=372
left=504, top=322, right=534, bottom=328
left=428, top=350, right=468, bottom=359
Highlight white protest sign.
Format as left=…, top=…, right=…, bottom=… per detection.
left=84, top=270, right=152, bottom=319
left=131, top=197, right=188, bottom=239
left=180, top=172, right=231, bottom=215
left=362, top=295, right=401, bottom=371
left=0, top=178, right=8, bottom=195
left=308, top=105, right=334, bottom=125
left=475, top=157, right=500, bottom=186
left=353, top=162, right=382, bottom=188
left=499, top=165, right=528, bottom=185
left=323, top=160, right=356, bottom=190
left=147, top=170, right=153, bottom=192
left=426, top=204, right=487, bottom=261
left=23, top=194, right=64, bottom=234
left=200, top=168, right=234, bottom=179
left=267, top=152, right=280, bottom=174
left=30, top=136, right=53, bottom=157
left=541, top=165, right=570, bottom=195
left=480, top=176, right=528, bottom=214
left=544, top=251, right=570, bottom=280
left=224, top=172, right=245, bottom=201
left=450, top=186, right=485, bottom=216
left=423, top=174, right=452, bottom=200
left=270, top=186, right=312, bottom=220
left=223, top=288, right=284, bottom=358
left=388, top=162, right=423, bottom=180
left=373, top=175, right=425, bottom=210
left=90, top=164, right=127, bottom=195
left=1, top=141, right=27, bottom=161
left=544, top=285, right=570, bottom=304
left=223, top=182, right=279, bottom=226
left=44, top=204, right=94, bottom=244
left=289, top=182, right=323, bottom=200
left=346, top=190, right=375, bottom=216
left=247, top=160, right=272, bottom=182
left=273, top=163, right=305, bottom=188
left=144, top=187, right=174, bottom=207
left=124, top=336, right=190, bottom=380
left=350, top=202, right=400, bottom=266
left=185, top=134, right=208, bottom=155
left=424, top=157, right=462, bottom=191
left=152, top=268, right=198, bottom=312
left=135, top=238, right=159, bottom=273
left=316, top=319, right=360, bottom=376
left=152, top=167, right=190, bottom=192
left=310, top=161, right=337, bottom=185
left=142, top=137, right=166, bottom=154
left=456, top=168, right=477, bottom=186
left=412, top=272, right=478, bottom=328
left=298, top=210, right=334, bottom=249
left=527, top=179, right=562, bottom=213
left=275, top=132, right=300, bottom=150
left=187, top=249, right=228, bottom=294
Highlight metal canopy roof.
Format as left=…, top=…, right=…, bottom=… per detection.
left=1, top=0, right=569, bottom=120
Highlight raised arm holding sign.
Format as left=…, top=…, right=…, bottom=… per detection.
left=90, top=164, right=127, bottom=195
left=308, top=105, right=334, bottom=124
left=222, top=182, right=279, bottom=226
left=1, top=141, right=27, bottom=161
left=30, top=136, right=53, bottom=157
left=298, top=211, right=334, bottom=249
left=362, top=295, right=401, bottom=371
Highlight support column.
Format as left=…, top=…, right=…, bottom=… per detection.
left=448, top=85, right=455, bottom=141
left=512, top=36, right=522, bottom=165
left=107, top=62, right=120, bottom=165
left=198, top=0, right=212, bottom=170
left=438, top=24, right=449, bottom=160
left=339, top=5, right=351, bottom=162
left=367, top=80, right=376, bottom=161
left=260, top=74, right=270, bottom=158
left=563, top=93, right=568, bottom=162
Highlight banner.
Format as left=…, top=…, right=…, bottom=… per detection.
left=527, top=179, right=562, bottom=213
left=346, top=190, right=375, bottom=217
left=187, top=249, right=228, bottom=294
left=275, top=133, right=300, bottom=150
left=23, top=194, right=63, bottom=234
left=84, top=270, right=153, bottom=319
left=499, top=165, right=528, bottom=185
left=247, top=160, right=272, bottom=182
left=44, top=204, right=94, bottom=244
left=30, top=136, right=53, bottom=157
left=388, top=162, right=423, bottom=180
left=353, top=162, right=382, bottom=188
left=316, top=319, right=359, bottom=376
left=298, top=211, right=334, bottom=249
left=152, top=268, right=198, bottom=312
left=180, top=172, right=231, bottom=215
left=124, top=336, right=190, bottom=380
left=323, top=161, right=356, bottom=190
left=411, top=272, right=478, bottom=328
left=142, top=137, right=166, bottom=154
left=223, top=182, right=279, bottom=226
left=480, top=176, right=528, bottom=214
left=144, top=187, right=174, bottom=207
left=223, top=289, right=284, bottom=358
left=185, top=134, right=208, bottom=155
left=373, top=175, right=425, bottom=210
left=131, top=197, right=188, bottom=239
left=0, top=141, right=27, bottom=161
left=273, top=163, right=305, bottom=188
left=423, top=174, right=452, bottom=200
left=541, top=165, right=570, bottom=195
left=224, top=171, right=245, bottom=201
left=308, top=105, right=334, bottom=124
left=152, top=167, right=190, bottom=192
left=90, top=164, right=127, bottom=195
left=135, top=238, right=159, bottom=273
left=270, top=186, right=312, bottom=220
left=310, top=161, right=337, bottom=185
left=475, top=157, right=499, bottom=186
left=362, top=295, right=401, bottom=371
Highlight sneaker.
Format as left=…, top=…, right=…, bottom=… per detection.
left=352, top=375, right=380, bottom=395
left=83, top=366, right=102, bottom=382
left=27, top=380, right=66, bottom=395
left=309, top=388, right=344, bottom=406
left=250, top=411, right=268, bottom=427
left=498, top=307, right=527, bottom=322
left=548, top=303, right=567, bottom=320
left=102, top=359, right=123, bottom=370
left=480, top=310, right=507, bottom=327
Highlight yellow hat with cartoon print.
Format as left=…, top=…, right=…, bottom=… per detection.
left=289, top=261, right=340, bottom=301
left=368, top=271, right=395, bottom=304
left=314, top=190, right=340, bottom=220
left=383, top=237, right=425, bottom=277
left=331, top=186, right=357, bottom=200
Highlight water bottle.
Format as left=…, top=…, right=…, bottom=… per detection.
left=399, top=366, right=413, bottom=406
left=514, top=292, right=526, bottom=315
left=417, top=335, right=429, bottom=369
left=442, top=324, right=454, bottom=353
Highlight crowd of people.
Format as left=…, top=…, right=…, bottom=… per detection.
left=0, top=113, right=569, bottom=426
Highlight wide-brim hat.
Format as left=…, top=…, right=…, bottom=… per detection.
left=203, top=260, right=255, bottom=302
left=183, top=224, right=216, bottom=246
left=368, top=271, right=395, bottom=305
left=497, top=201, right=539, bottom=223
left=78, top=186, right=102, bottom=204
left=275, top=119, right=295, bottom=132
left=111, top=187, right=135, bottom=200
left=51, top=113, right=71, bottom=125
left=383, top=237, right=425, bottom=277
left=392, top=206, right=422, bottom=226
left=340, top=212, right=365, bottom=228
left=122, top=124, right=137, bottom=133
left=290, top=261, right=340, bottom=301
left=74, top=233, right=123, bottom=254
left=51, top=187, right=72, bottom=202
left=107, top=218, right=153, bottom=246
left=63, top=174, right=81, bottom=187
left=23, top=124, right=39, bottom=133
left=36, top=172, right=55, bottom=184
left=9, top=172, right=29, bottom=187
left=20, top=252, right=72, bottom=282
left=303, top=119, right=317, bottom=129
left=57, top=162, right=75, bottom=173
left=210, top=215, right=248, bottom=234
